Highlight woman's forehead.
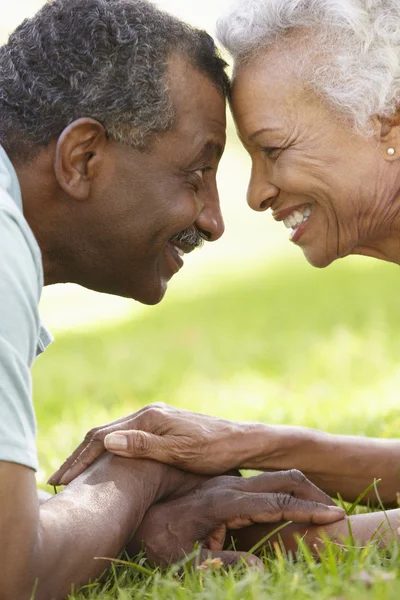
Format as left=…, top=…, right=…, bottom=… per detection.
left=231, top=54, right=311, bottom=130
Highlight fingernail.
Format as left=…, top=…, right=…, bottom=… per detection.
left=329, top=506, right=345, bottom=513
left=59, top=471, right=70, bottom=486
left=105, top=433, right=128, bottom=451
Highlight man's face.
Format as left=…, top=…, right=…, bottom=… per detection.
left=81, top=58, right=227, bottom=304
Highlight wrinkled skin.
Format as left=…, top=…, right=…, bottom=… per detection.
left=230, top=39, right=400, bottom=268
left=1, top=55, right=228, bottom=600
left=49, top=403, right=252, bottom=485
left=127, top=471, right=344, bottom=567
left=18, top=56, right=226, bottom=305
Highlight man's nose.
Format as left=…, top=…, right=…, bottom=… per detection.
left=247, top=164, right=279, bottom=212
left=195, top=188, right=225, bottom=242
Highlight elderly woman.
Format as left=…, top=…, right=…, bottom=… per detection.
left=53, top=0, right=400, bottom=557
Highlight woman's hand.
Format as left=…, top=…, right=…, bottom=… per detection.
left=230, top=509, right=400, bottom=556
left=49, top=403, right=263, bottom=485
left=127, top=470, right=345, bottom=567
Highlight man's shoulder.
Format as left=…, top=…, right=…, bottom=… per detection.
left=0, top=150, right=43, bottom=290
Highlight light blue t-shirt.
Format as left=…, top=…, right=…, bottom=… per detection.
left=0, top=146, right=52, bottom=471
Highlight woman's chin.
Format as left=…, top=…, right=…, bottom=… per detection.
left=301, top=246, right=336, bottom=269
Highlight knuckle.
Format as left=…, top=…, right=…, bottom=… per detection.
left=148, top=402, right=167, bottom=410
left=145, top=407, right=165, bottom=427
left=287, top=469, right=307, bottom=487
left=83, top=427, right=100, bottom=442
left=127, top=431, right=150, bottom=455
left=274, top=493, right=297, bottom=509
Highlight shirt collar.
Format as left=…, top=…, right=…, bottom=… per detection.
left=0, top=145, right=23, bottom=211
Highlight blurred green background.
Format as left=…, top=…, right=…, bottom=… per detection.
left=1, top=1, right=400, bottom=490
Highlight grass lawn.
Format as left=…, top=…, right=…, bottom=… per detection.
left=33, top=256, right=400, bottom=599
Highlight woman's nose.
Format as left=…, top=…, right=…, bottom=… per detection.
left=247, top=165, right=279, bottom=212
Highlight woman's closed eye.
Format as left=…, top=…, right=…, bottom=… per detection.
left=261, top=146, right=282, bottom=159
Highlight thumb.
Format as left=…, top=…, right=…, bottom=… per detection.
left=104, top=429, right=168, bottom=459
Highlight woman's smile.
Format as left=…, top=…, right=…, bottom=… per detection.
left=273, top=203, right=313, bottom=243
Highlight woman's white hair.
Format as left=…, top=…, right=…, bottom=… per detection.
left=217, top=0, right=400, bottom=133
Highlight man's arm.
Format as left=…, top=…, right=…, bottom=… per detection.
left=1, top=460, right=346, bottom=600
left=51, top=404, right=400, bottom=505
left=0, top=455, right=182, bottom=600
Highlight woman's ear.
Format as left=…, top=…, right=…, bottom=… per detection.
left=54, top=118, right=108, bottom=201
left=375, top=112, right=400, bottom=162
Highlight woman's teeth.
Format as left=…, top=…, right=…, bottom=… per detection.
left=283, top=205, right=312, bottom=237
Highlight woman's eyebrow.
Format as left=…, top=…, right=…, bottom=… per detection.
left=249, top=127, right=281, bottom=141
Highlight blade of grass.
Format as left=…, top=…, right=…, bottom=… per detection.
left=94, top=557, right=154, bottom=577
left=346, top=479, right=382, bottom=516
left=244, top=521, right=293, bottom=559
left=373, top=478, right=393, bottom=532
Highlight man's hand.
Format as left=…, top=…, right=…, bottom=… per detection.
left=49, top=403, right=257, bottom=485
left=127, top=470, right=345, bottom=568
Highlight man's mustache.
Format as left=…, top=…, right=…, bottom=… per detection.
left=170, top=226, right=205, bottom=249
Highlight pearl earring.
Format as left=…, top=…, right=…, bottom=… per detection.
left=387, top=147, right=395, bottom=156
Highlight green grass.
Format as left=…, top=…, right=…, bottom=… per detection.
left=33, top=255, right=400, bottom=598
left=65, top=542, right=400, bottom=600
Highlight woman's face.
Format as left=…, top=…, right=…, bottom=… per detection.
left=231, top=47, right=398, bottom=267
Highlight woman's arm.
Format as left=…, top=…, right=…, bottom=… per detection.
left=245, top=425, right=400, bottom=504
left=51, top=405, right=400, bottom=505
left=230, top=509, right=400, bottom=555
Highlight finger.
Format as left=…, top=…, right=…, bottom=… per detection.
left=49, top=403, right=167, bottom=484
left=195, top=470, right=334, bottom=507
left=48, top=436, right=102, bottom=486
left=219, top=493, right=345, bottom=529
left=58, top=408, right=175, bottom=484
left=241, top=470, right=336, bottom=506
left=197, top=550, right=264, bottom=572
left=206, top=523, right=227, bottom=551
left=52, top=439, right=106, bottom=486
left=104, top=430, right=179, bottom=462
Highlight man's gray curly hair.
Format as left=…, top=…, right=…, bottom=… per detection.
left=217, top=0, right=400, bottom=133
left=0, top=0, right=229, bottom=161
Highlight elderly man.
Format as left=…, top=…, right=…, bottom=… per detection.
left=0, top=1, right=345, bottom=599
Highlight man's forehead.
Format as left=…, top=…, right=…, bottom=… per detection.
left=167, top=56, right=226, bottom=119
left=168, top=91, right=226, bottom=160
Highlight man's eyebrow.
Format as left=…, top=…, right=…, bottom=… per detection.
left=189, top=140, right=224, bottom=165
left=248, top=127, right=280, bottom=142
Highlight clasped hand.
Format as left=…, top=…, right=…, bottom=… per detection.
left=49, top=404, right=345, bottom=567
left=128, top=469, right=344, bottom=568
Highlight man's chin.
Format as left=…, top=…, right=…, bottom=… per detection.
left=131, top=278, right=168, bottom=306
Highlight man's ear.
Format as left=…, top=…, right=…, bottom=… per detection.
left=54, top=118, right=108, bottom=201
left=374, top=112, right=400, bottom=162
